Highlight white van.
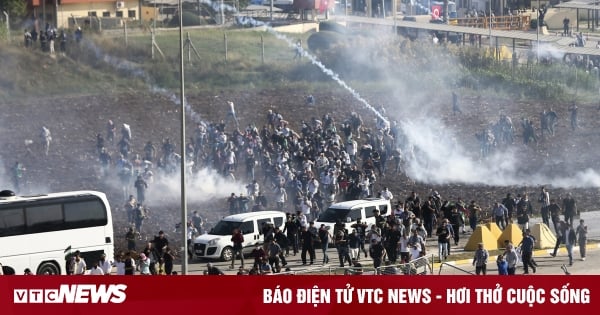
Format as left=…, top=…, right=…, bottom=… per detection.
left=315, top=198, right=391, bottom=234
left=192, top=211, right=286, bottom=261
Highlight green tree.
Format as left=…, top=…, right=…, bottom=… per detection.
left=0, top=0, right=27, bottom=26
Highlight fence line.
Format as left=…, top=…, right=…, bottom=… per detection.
left=438, top=262, right=476, bottom=275
left=276, top=254, right=434, bottom=275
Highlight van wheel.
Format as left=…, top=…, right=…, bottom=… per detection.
left=221, top=246, right=233, bottom=261
left=37, top=261, right=60, bottom=275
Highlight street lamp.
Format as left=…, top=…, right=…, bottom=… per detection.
left=536, top=0, right=540, bottom=61
left=489, top=0, right=492, bottom=47
left=178, top=0, right=188, bottom=275
left=2, top=11, right=9, bottom=43
left=221, top=0, right=225, bottom=24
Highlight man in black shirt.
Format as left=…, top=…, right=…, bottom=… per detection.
left=152, top=230, right=169, bottom=260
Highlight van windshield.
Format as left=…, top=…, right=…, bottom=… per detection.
left=211, top=220, right=241, bottom=235
left=318, top=208, right=350, bottom=223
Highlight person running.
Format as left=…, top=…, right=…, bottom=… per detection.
left=472, top=243, right=489, bottom=275
left=520, top=231, right=536, bottom=274
left=318, top=224, right=332, bottom=265
left=576, top=219, right=588, bottom=261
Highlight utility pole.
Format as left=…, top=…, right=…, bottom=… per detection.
left=178, top=0, right=188, bottom=275
left=221, top=0, right=225, bottom=25
left=536, top=0, right=540, bottom=61
left=2, top=11, right=9, bottom=43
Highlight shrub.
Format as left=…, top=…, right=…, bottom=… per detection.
left=307, top=31, right=346, bottom=52
left=169, top=11, right=202, bottom=27
left=319, top=21, right=347, bottom=34
left=530, top=19, right=547, bottom=30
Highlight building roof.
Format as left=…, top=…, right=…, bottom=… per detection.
left=555, top=1, right=600, bottom=10
left=339, top=15, right=600, bottom=56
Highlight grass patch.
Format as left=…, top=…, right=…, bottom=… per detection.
left=4, top=25, right=600, bottom=103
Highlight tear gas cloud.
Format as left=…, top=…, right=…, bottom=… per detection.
left=102, top=168, right=245, bottom=207
left=7, top=8, right=599, bottom=198
left=346, top=32, right=600, bottom=189
left=146, top=168, right=246, bottom=205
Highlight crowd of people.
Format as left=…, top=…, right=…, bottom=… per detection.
left=2, top=93, right=591, bottom=275
left=83, top=94, right=590, bottom=275
left=55, top=230, right=178, bottom=275
left=472, top=105, right=576, bottom=158
left=223, top=186, right=586, bottom=275
left=23, top=21, right=82, bottom=55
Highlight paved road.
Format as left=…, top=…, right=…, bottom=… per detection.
left=182, top=242, right=599, bottom=275
left=180, top=211, right=598, bottom=275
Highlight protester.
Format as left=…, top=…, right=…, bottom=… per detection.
left=472, top=243, right=489, bottom=275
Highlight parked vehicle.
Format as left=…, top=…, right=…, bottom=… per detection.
left=192, top=211, right=286, bottom=261
left=315, top=198, right=390, bottom=234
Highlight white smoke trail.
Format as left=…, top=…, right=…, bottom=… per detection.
left=222, top=4, right=388, bottom=123
left=88, top=7, right=600, bottom=190
left=395, top=104, right=600, bottom=189
left=78, top=39, right=249, bottom=209
left=83, top=40, right=204, bottom=125
left=268, top=30, right=389, bottom=123
left=144, top=168, right=246, bottom=205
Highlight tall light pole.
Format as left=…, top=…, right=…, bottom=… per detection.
left=42, top=0, right=46, bottom=29
left=2, top=11, right=9, bottom=43
left=178, top=0, right=188, bottom=275
left=221, top=0, right=225, bottom=24
left=489, top=0, right=492, bottom=47
left=536, top=0, right=540, bottom=61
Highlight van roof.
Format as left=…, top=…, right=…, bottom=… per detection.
left=328, top=198, right=389, bottom=209
left=222, top=211, right=287, bottom=222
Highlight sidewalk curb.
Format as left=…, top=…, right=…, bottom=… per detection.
left=434, top=243, right=600, bottom=269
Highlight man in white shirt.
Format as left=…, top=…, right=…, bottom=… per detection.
left=73, top=251, right=87, bottom=275
left=381, top=187, right=394, bottom=201
left=113, top=255, right=126, bottom=275
left=88, top=263, right=104, bottom=275
left=297, top=212, right=308, bottom=229
left=301, top=198, right=312, bottom=222
left=226, top=101, right=239, bottom=129
left=98, top=253, right=112, bottom=275
left=307, top=178, right=319, bottom=199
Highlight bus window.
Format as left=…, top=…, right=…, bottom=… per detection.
left=25, top=204, right=62, bottom=234
left=64, top=200, right=107, bottom=229
left=0, top=208, right=25, bottom=236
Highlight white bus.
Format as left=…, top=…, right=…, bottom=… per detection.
left=0, top=190, right=114, bottom=275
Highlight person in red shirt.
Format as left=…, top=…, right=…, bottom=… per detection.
left=230, top=228, right=245, bottom=269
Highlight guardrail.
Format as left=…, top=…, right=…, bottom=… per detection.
left=276, top=255, right=434, bottom=275
left=438, top=262, right=476, bottom=275
left=455, top=15, right=531, bottom=31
